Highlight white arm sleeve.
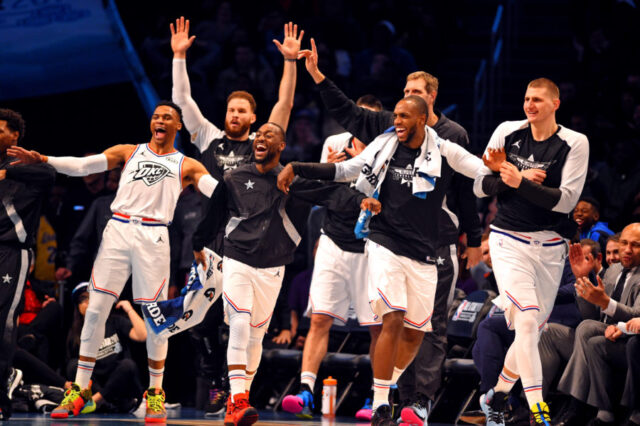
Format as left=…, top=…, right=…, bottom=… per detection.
left=552, top=131, right=590, bottom=213
left=197, top=174, right=219, bottom=198
left=439, top=139, right=489, bottom=179
left=334, top=142, right=376, bottom=183
left=47, top=154, right=108, bottom=176
left=172, top=59, right=224, bottom=153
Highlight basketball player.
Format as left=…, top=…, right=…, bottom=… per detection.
left=8, top=101, right=217, bottom=423
left=199, top=121, right=379, bottom=426
left=474, top=78, right=589, bottom=425
left=277, top=96, right=486, bottom=426
left=282, top=95, right=383, bottom=420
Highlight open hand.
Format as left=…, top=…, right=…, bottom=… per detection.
left=482, top=148, right=506, bottom=172
left=326, top=147, right=347, bottom=163
left=568, top=243, right=593, bottom=278
left=575, top=275, right=609, bottom=309
left=7, top=146, right=46, bottom=165
left=297, top=38, right=325, bottom=83
left=345, top=138, right=366, bottom=158
left=273, top=22, right=304, bottom=60
left=170, top=16, right=196, bottom=57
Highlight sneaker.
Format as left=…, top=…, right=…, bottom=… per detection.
left=282, top=388, right=314, bottom=419
left=530, top=401, right=551, bottom=425
left=479, top=389, right=507, bottom=426
left=205, top=388, right=229, bottom=417
left=400, top=397, right=429, bottom=425
left=144, top=388, right=167, bottom=423
left=225, top=392, right=258, bottom=426
left=6, top=368, right=22, bottom=400
left=355, top=398, right=372, bottom=421
left=35, top=399, right=60, bottom=414
left=372, top=404, right=396, bottom=426
left=51, top=383, right=92, bottom=419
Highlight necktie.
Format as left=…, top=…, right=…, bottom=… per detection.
left=611, top=268, right=630, bottom=302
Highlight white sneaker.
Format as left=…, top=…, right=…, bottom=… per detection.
left=6, top=368, right=22, bottom=400
left=479, top=389, right=506, bottom=426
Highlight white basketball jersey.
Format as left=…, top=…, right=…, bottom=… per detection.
left=110, top=144, right=184, bottom=223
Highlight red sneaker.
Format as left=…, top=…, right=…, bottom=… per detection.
left=224, top=392, right=258, bottom=426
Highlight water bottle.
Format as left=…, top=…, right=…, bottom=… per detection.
left=321, top=376, right=337, bottom=417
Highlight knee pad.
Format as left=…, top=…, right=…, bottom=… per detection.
left=246, top=327, right=266, bottom=372
left=227, top=311, right=251, bottom=366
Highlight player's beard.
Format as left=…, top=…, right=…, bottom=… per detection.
left=224, top=120, right=251, bottom=139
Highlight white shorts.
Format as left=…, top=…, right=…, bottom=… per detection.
left=90, top=218, right=169, bottom=304
left=222, top=256, right=285, bottom=329
left=306, top=235, right=379, bottom=326
left=489, top=227, right=568, bottom=331
left=366, top=241, right=438, bottom=331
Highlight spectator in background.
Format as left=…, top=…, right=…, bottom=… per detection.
left=574, top=196, right=614, bottom=250
left=605, top=233, right=621, bottom=267
left=284, top=109, right=322, bottom=162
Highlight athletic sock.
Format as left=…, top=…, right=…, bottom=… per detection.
left=494, top=367, right=519, bottom=394
left=75, top=360, right=95, bottom=389
left=372, top=378, right=392, bottom=412
left=300, top=371, right=316, bottom=392
left=245, top=371, right=256, bottom=393
left=228, top=369, right=246, bottom=400
left=148, top=366, right=164, bottom=389
left=391, top=367, right=405, bottom=385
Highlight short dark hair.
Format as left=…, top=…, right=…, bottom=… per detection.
left=580, top=238, right=601, bottom=258
left=0, top=108, right=26, bottom=143
left=401, top=95, right=427, bottom=115
left=155, top=100, right=183, bottom=123
left=579, top=196, right=600, bottom=213
left=265, top=122, right=286, bottom=140
left=357, top=95, right=383, bottom=111
left=608, top=232, right=621, bottom=244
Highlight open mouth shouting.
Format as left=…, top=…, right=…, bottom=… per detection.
left=254, top=141, right=268, bottom=156
left=396, top=127, right=408, bottom=140
left=154, top=127, right=167, bottom=139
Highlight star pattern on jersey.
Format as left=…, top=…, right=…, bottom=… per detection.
left=244, top=179, right=255, bottom=190
left=2, top=274, right=12, bottom=284
left=436, top=256, right=445, bottom=265
left=400, top=164, right=413, bottom=187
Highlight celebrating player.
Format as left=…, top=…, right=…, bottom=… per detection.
left=8, top=101, right=217, bottom=423
left=474, top=78, right=589, bottom=425
left=277, top=96, right=485, bottom=426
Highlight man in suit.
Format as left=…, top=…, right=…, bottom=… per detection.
left=555, top=223, right=640, bottom=426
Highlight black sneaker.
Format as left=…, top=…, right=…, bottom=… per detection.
left=372, top=404, right=395, bottom=426
left=204, top=388, right=228, bottom=417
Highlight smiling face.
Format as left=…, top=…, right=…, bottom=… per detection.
left=606, top=240, right=620, bottom=266
left=523, top=86, right=559, bottom=125
left=225, top=98, right=256, bottom=140
left=573, top=200, right=599, bottom=231
left=150, top=105, right=182, bottom=145
left=393, top=98, right=426, bottom=145
left=619, top=224, right=640, bottom=269
left=253, top=123, right=285, bottom=165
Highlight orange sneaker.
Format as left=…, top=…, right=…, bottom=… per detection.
left=224, top=392, right=258, bottom=426
left=50, top=382, right=92, bottom=419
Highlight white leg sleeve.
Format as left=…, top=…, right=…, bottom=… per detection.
left=512, top=309, right=544, bottom=403
left=144, top=316, right=169, bottom=361
left=246, top=326, right=267, bottom=372
left=227, top=308, right=251, bottom=366
left=79, top=291, right=115, bottom=359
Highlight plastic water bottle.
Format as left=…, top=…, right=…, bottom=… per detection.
left=322, top=376, right=337, bottom=417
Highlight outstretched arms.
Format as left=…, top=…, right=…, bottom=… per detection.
left=8, top=144, right=134, bottom=176
left=267, top=22, right=304, bottom=132
left=181, top=157, right=218, bottom=197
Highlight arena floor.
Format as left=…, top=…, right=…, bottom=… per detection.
left=4, top=409, right=458, bottom=425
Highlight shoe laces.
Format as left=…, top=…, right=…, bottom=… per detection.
left=60, top=385, right=82, bottom=406
left=233, top=395, right=250, bottom=410
left=487, top=406, right=505, bottom=424
left=146, top=390, right=165, bottom=412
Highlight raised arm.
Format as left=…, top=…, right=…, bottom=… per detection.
left=267, top=22, right=303, bottom=132
left=8, top=144, right=134, bottom=176
left=299, top=38, right=393, bottom=143
left=181, top=156, right=218, bottom=197
left=171, top=16, right=224, bottom=152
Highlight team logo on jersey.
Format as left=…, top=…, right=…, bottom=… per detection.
left=130, top=161, right=174, bottom=186
left=217, top=151, right=249, bottom=171
left=507, top=153, right=554, bottom=171
left=204, top=288, right=216, bottom=302
left=389, top=164, right=415, bottom=187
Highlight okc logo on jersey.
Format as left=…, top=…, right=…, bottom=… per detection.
left=130, top=161, right=174, bottom=186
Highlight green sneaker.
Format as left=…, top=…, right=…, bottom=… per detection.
left=51, top=383, right=92, bottom=419
left=144, top=388, right=167, bottom=423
